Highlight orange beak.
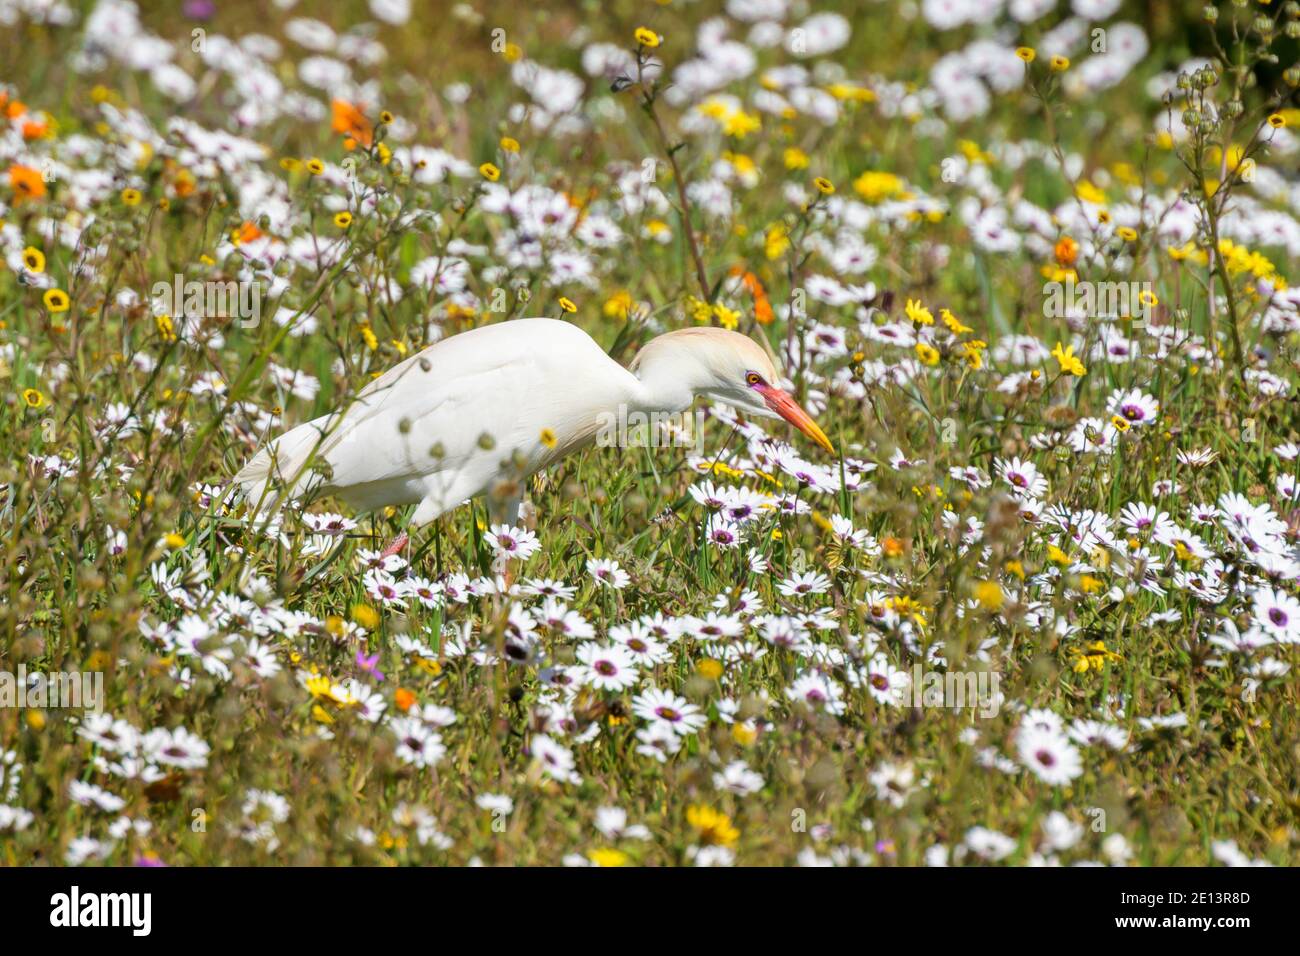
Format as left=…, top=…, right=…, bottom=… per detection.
left=757, top=385, right=836, bottom=456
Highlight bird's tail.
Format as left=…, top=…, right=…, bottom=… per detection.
left=234, top=417, right=333, bottom=519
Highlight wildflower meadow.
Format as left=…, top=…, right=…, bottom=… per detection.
left=1, top=0, right=1299, bottom=874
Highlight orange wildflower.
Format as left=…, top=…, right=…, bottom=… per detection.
left=232, top=220, right=264, bottom=245
left=6, top=95, right=47, bottom=139
left=331, top=99, right=374, bottom=148
left=1054, top=236, right=1078, bottom=267
left=8, top=164, right=46, bottom=202
left=171, top=166, right=196, bottom=199
left=731, top=266, right=774, bottom=324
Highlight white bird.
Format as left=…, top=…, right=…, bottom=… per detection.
left=235, top=318, right=834, bottom=527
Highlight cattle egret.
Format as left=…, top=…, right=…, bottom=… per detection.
left=235, top=318, right=834, bottom=527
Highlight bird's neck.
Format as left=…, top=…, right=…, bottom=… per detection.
left=629, top=353, right=700, bottom=416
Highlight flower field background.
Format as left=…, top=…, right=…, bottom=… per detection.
left=1, top=0, right=1299, bottom=866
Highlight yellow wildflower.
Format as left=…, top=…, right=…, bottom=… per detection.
left=764, top=223, right=790, bottom=260
left=940, top=308, right=972, bottom=334
left=351, top=603, right=380, bottom=629
left=712, top=303, right=740, bottom=330
left=905, top=298, right=934, bottom=325
left=603, top=290, right=633, bottom=319
left=686, top=805, right=739, bottom=847
left=1051, top=342, right=1086, bottom=376
left=973, top=580, right=1004, bottom=610
left=43, top=288, right=70, bottom=313
left=697, top=659, right=723, bottom=680
left=853, top=170, right=904, bottom=203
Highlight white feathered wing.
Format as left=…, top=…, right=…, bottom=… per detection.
left=234, top=319, right=639, bottom=526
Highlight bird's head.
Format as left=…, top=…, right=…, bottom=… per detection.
left=631, top=327, right=836, bottom=455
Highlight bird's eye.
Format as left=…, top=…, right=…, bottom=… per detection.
left=745, top=372, right=763, bottom=386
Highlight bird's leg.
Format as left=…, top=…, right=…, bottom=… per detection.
left=496, top=496, right=524, bottom=594
left=498, top=557, right=516, bottom=594
left=380, top=531, right=409, bottom=560
left=486, top=473, right=526, bottom=592
left=486, top=478, right=524, bottom=530
left=379, top=506, right=417, bottom=563
left=516, top=495, right=537, bottom=532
